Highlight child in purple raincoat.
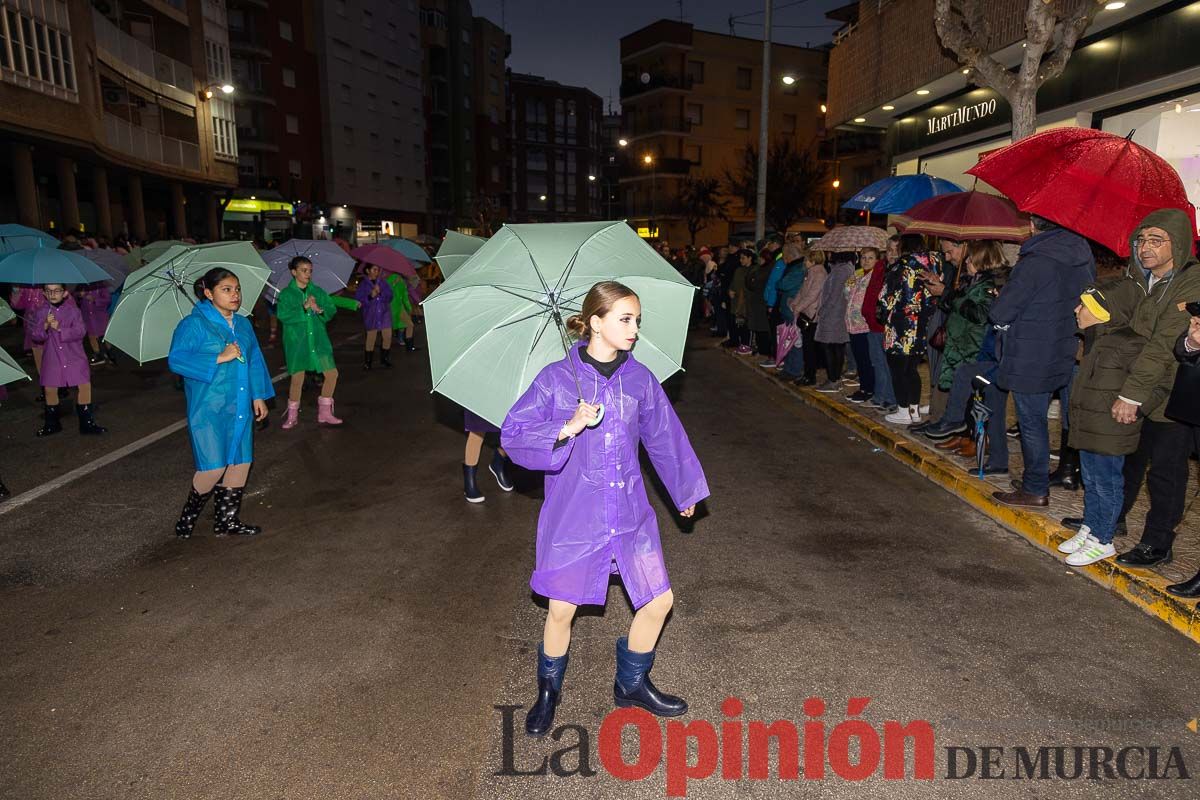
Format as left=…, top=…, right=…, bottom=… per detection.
left=77, top=282, right=115, bottom=365
left=354, top=263, right=394, bottom=369
left=28, top=284, right=107, bottom=437
left=10, top=285, right=46, bottom=386
left=461, top=409, right=513, bottom=503
left=501, top=281, right=709, bottom=738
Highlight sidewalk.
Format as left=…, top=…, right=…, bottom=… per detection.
left=725, top=345, right=1200, bottom=645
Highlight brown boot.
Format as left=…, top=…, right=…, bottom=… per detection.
left=992, top=489, right=1048, bottom=507
left=936, top=435, right=970, bottom=451
left=954, top=438, right=978, bottom=458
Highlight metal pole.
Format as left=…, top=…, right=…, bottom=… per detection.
left=754, top=0, right=772, bottom=243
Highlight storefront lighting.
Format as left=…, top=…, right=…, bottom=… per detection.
left=820, top=103, right=827, bottom=113
left=882, top=105, right=895, bottom=111
left=1176, top=102, right=1184, bottom=113
left=342, top=204, right=348, bottom=208
left=250, top=195, right=256, bottom=200
left=916, top=89, right=930, bottom=96
left=643, top=154, right=654, bottom=165
left=832, top=179, right=841, bottom=188
left=854, top=117, right=866, bottom=123
left=1104, top=2, right=1125, bottom=9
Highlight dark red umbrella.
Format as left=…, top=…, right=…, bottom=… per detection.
left=891, top=190, right=1030, bottom=243
left=350, top=243, right=418, bottom=278
left=967, top=128, right=1197, bottom=257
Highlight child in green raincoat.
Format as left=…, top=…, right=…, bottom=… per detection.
left=386, top=272, right=420, bottom=352
left=276, top=256, right=344, bottom=428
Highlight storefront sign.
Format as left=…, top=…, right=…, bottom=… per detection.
left=927, top=99, right=998, bottom=135
left=636, top=226, right=660, bottom=239
left=225, top=198, right=294, bottom=214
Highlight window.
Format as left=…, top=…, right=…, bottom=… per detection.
left=389, top=22, right=398, bottom=41
left=736, top=67, right=752, bottom=91
left=409, top=32, right=418, bottom=51
left=488, top=46, right=498, bottom=65
left=344, top=166, right=357, bottom=183
left=279, top=20, right=293, bottom=41
left=341, top=83, right=353, bottom=104
left=342, top=126, right=354, bottom=145
left=371, top=171, right=381, bottom=187
left=366, top=92, right=377, bottom=112
left=286, top=114, right=299, bottom=134
left=686, top=60, right=704, bottom=84
left=211, top=98, right=238, bottom=160
left=362, top=8, right=373, bottom=28
left=463, top=95, right=471, bottom=110
left=489, top=105, right=499, bottom=124
left=282, top=67, right=296, bottom=88
left=735, top=108, right=750, bottom=129
left=782, top=113, right=796, bottom=134
left=685, top=103, right=702, bottom=126
left=394, top=175, right=404, bottom=190
left=288, top=159, right=302, bottom=178
left=205, top=40, right=230, bottom=84
left=334, top=0, right=346, bottom=16
left=392, top=99, right=402, bottom=118
left=685, top=144, right=702, bottom=165
left=489, top=76, right=499, bottom=96
left=491, top=136, right=499, bottom=152
left=369, top=132, right=380, bottom=150
left=463, top=62, right=470, bottom=77
left=462, top=29, right=470, bottom=44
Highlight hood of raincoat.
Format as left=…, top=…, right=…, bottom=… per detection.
left=1125, top=208, right=1199, bottom=279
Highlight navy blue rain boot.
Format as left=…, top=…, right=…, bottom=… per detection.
left=525, top=645, right=568, bottom=737
left=489, top=450, right=514, bottom=492
left=613, top=636, right=687, bottom=717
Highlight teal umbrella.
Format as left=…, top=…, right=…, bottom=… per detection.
left=434, top=231, right=486, bottom=280
left=0, top=224, right=58, bottom=257
left=0, top=244, right=115, bottom=285
left=381, top=237, right=432, bottom=264
left=105, top=241, right=271, bottom=364
left=422, top=221, right=695, bottom=427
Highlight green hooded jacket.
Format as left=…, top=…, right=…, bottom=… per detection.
left=937, top=270, right=998, bottom=389
left=276, top=278, right=337, bottom=374
left=1118, top=209, right=1200, bottom=423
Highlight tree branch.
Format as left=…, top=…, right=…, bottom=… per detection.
left=933, top=0, right=1017, bottom=96
left=1040, top=1, right=1101, bottom=84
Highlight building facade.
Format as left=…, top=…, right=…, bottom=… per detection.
left=618, top=19, right=828, bottom=246
left=827, top=0, right=1200, bottom=221
left=1, top=0, right=239, bottom=241
left=508, top=72, right=603, bottom=223
left=469, top=14, right=510, bottom=235
left=312, top=0, right=426, bottom=242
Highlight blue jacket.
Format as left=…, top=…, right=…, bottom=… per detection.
left=989, top=228, right=1095, bottom=393
left=762, top=253, right=787, bottom=308
left=168, top=301, right=275, bottom=471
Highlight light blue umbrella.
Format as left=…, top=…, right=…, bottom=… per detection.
left=843, top=174, right=964, bottom=214
left=380, top=237, right=432, bottom=264
left=260, top=239, right=357, bottom=301
left=80, top=248, right=131, bottom=286
left=0, top=224, right=59, bottom=257
left=0, top=245, right=115, bottom=285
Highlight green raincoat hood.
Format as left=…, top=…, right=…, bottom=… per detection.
left=1127, top=208, right=1198, bottom=277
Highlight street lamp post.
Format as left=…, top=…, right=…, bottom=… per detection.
left=643, top=154, right=656, bottom=233
left=754, top=0, right=772, bottom=243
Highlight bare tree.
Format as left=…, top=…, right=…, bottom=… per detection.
left=471, top=192, right=503, bottom=237
left=724, top=139, right=826, bottom=236
left=933, top=0, right=1103, bottom=140
left=678, top=176, right=731, bottom=246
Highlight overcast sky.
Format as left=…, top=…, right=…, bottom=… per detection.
left=471, top=0, right=847, bottom=112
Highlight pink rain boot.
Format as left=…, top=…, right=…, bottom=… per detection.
left=281, top=400, right=300, bottom=430
left=317, top=396, right=343, bottom=425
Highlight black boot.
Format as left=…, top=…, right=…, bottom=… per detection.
left=613, top=636, right=687, bottom=717
left=76, top=403, right=107, bottom=435
left=463, top=464, right=484, bottom=503
left=380, top=348, right=392, bottom=368
left=105, top=346, right=118, bottom=366
left=1048, top=427, right=1080, bottom=490
left=405, top=335, right=419, bottom=352
left=489, top=450, right=514, bottom=492
left=525, top=645, right=568, bottom=737
left=212, top=486, right=261, bottom=536
left=36, top=404, right=63, bottom=437
left=174, top=487, right=214, bottom=538
left=364, top=351, right=374, bottom=371
left=0, top=478, right=10, bottom=500
left=1165, top=569, right=1200, bottom=599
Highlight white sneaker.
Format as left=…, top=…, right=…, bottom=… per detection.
left=1065, top=536, right=1116, bottom=566
left=1057, top=526, right=1092, bottom=554
left=919, top=405, right=930, bottom=415
left=1048, top=399, right=1060, bottom=419
left=758, top=360, right=777, bottom=368
left=885, top=407, right=914, bottom=424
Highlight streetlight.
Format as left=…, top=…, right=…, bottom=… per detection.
left=588, top=174, right=596, bottom=181
left=539, top=194, right=547, bottom=201
left=618, top=138, right=628, bottom=147
left=781, top=74, right=796, bottom=85
left=200, top=83, right=234, bottom=100
left=642, top=154, right=656, bottom=229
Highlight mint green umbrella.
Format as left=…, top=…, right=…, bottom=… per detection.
left=105, top=241, right=271, bottom=364
left=422, top=221, right=695, bottom=427
left=0, top=298, right=27, bottom=385
left=433, top=231, right=486, bottom=280
left=140, top=239, right=189, bottom=265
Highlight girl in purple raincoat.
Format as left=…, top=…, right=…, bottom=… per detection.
left=10, top=285, right=46, bottom=388
left=28, top=284, right=106, bottom=437
left=501, top=281, right=709, bottom=738
left=461, top=409, right=513, bottom=503
left=76, top=282, right=116, bottom=365
left=354, top=263, right=394, bottom=370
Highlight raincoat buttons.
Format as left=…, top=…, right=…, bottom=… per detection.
left=610, top=528, right=616, bottom=534
left=609, top=481, right=615, bottom=487
left=618, top=481, right=625, bottom=488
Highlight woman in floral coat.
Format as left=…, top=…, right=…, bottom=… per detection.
left=878, top=234, right=942, bottom=424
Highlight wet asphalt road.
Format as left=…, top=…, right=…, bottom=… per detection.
left=1, top=317, right=1199, bottom=800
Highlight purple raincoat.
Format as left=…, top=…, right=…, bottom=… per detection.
left=11, top=286, right=46, bottom=351
left=354, top=277, right=394, bottom=331
left=29, top=299, right=91, bottom=388
left=77, top=283, right=112, bottom=338
left=501, top=343, right=709, bottom=609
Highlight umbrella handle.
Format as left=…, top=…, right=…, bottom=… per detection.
left=587, top=403, right=605, bottom=428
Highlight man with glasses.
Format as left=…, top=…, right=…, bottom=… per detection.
left=1097, top=210, right=1200, bottom=568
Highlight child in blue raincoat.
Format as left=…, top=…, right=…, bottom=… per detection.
left=501, top=281, right=709, bottom=738
left=168, top=267, right=274, bottom=539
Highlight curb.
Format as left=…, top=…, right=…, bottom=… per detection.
left=727, top=350, right=1200, bottom=645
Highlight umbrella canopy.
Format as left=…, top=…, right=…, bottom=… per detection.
left=0, top=345, right=29, bottom=385
left=80, top=248, right=133, bottom=286
left=0, top=224, right=59, bottom=257
left=351, top=243, right=418, bottom=278
left=0, top=245, right=116, bottom=285
left=808, top=225, right=890, bottom=252
left=423, top=221, right=696, bottom=427
left=105, top=241, right=272, bottom=364
left=967, top=128, right=1197, bottom=257
left=0, top=297, right=14, bottom=326
left=843, top=174, right=964, bottom=214
left=140, top=239, right=189, bottom=265
left=891, top=191, right=1031, bottom=243
left=433, top=230, right=486, bottom=280
left=260, top=239, right=356, bottom=301
left=380, top=237, right=433, bottom=263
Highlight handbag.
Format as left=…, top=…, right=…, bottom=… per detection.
left=1164, top=359, right=1200, bottom=427
left=928, top=324, right=947, bottom=351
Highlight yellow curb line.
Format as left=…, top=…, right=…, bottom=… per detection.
left=727, top=350, right=1200, bottom=645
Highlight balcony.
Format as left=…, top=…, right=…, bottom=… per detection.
left=236, top=126, right=279, bottom=153
left=104, top=113, right=200, bottom=172
left=619, top=74, right=693, bottom=101
left=237, top=87, right=277, bottom=106
left=92, top=10, right=194, bottom=98
left=228, top=31, right=273, bottom=60
left=626, top=115, right=692, bottom=140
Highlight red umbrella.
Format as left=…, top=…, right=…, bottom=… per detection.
left=350, top=244, right=418, bottom=278
left=967, top=128, right=1196, bottom=257
left=891, top=190, right=1030, bottom=243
